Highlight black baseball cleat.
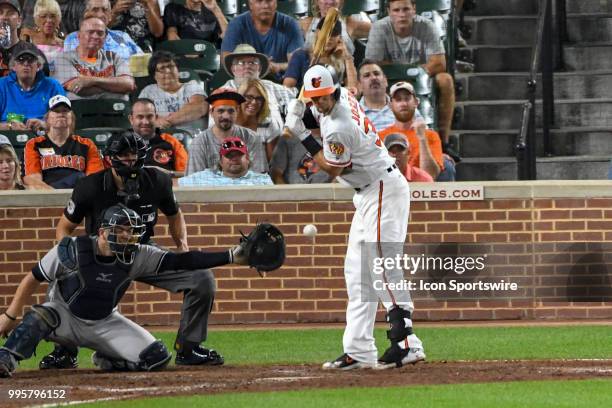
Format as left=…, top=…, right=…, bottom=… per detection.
left=0, top=350, right=16, bottom=378
left=39, top=345, right=78, bottom=370
left=375, top=344, right=426, bottom=370
left=175, top=345, right=224, bottom=366
left=322, top=353, right=375, bottom=370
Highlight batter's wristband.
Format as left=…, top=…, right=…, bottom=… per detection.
left=4, top=312, right=16, bottom=321
left=301, top=135, right=323, bottom=157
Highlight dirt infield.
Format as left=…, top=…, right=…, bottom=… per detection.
left=1, top=359, right=611, bottom=406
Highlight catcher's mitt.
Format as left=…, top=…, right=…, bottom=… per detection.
left=237, top=223, right=285, bottom=274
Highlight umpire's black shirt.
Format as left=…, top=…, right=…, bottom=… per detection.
left=64, top=168, right=179, bottom=242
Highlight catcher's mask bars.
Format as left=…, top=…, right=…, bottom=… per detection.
left=104, top=131, right=150, bottom=202
left=100, top=204, right=146, bottom=264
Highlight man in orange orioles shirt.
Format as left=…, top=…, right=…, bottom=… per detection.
left=126, top=98, right=188, bottom=178
left=379, top=81, right=455, bottom=181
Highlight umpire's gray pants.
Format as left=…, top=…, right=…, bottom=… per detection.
left=135, top=268, right=216, bottom=345
left=45, top=301, right=155, bottom=363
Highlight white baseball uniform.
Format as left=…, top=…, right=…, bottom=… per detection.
left=311, top=89, right=423, bottom=364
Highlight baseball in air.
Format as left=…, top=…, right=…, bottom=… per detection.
left=303, top=224, right=318, bottom=237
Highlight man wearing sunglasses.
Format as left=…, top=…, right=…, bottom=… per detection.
left=180, top=136, right=272, bottom=186
left=0, top=49, right=65, bottom=132
left=187, top=87, right=268, bottom=175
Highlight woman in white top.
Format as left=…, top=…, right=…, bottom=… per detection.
left=299, top=0, right=372, bottom=56
left=139, top=50, right=208, bottom=135
left=236, top=79, right=280, bottom=162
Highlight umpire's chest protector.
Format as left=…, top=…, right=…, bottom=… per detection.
left=58, top=236, right=132, bottom=320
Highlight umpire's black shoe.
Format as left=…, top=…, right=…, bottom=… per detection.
left=39, top=345, right=78, bottom=370
left=175, top=345, right=224, bottom=366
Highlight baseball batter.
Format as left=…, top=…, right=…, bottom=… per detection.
left=0, top=205, right=249, bottom=377
left=285, top=65, right=425, bottom=369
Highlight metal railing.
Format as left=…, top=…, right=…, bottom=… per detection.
left=516, top=0, right=566, bottom=180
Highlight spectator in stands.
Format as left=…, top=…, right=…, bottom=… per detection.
left=221, top=44, right=292, bottom=135
left=63, top=0, right=143, bottom=61
left=221, top=0, right=304, bottom=80
left=236, top=79, right=280, bottom=161
left=0, top=0, right=48, bottom=77
left=270, top=132, right=330, bottom=185
left=284, top=18, right=357, bottom=93
left=358, top=59, right=421, bottom=132
left=109, top=0, right=163, bottom=51
left=365, top=0, right=456, bottom=152
left=379, top=82, right=449, bottom=181
left=179, top=136, right=272, bottom=186
left=0, top=49, right=64, bottom=132
left=163, top=0, right=226, bottom=46
left=128, top=97, right=188, bottom=178
left=22, top=0, right=84, bottom=35
left=0, top=134, right=24, bottom=189
left=19, top=0, right=63, bottom=74
left=139, top=50, right=207, bottom=135
left=300, top=0, right=371, bottom=57
left=187, top=88, right=267, bottom=175
left=384, top=133, right=433, bottom=182
left=54, top=17, right=136, bottom=100
left=23, top=95, right=104, bottom=189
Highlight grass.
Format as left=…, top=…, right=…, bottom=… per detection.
left=83, top=379, right=612, bottom=408
left=16, top=324, right=612, bottom=370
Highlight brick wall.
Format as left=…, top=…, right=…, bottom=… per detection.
left=0, top=183, right=611, bottom=325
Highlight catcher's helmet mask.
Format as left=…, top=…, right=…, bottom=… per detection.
left=105, top=131, right=150, bottom=202
left=100, top=204, right=146, bottom=264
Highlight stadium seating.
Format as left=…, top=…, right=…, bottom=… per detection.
left=276, top=0, right=309, bottom=18
left=343, top=0, right=380, bottom=16
left=163, top=127, right=194, bottom=150
left=157, top=40, right=220, bottom=80
left=71, top=99, right=131, bottom=130
left=0, top=130, right=34, bottom=159
left=76, top=128, right=125, bottom=151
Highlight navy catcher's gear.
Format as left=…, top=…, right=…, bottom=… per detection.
left=100, top=204, right=146, bottom=264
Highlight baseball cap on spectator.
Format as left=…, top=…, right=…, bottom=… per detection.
left=10, top=48, right=39, bottom=64
left=0, top=134, right=13, bottom=147
left=384, top=133, right=409, bottom=150
left=223, top=44, right=270, bottom=78
left=48, top=95, right=72, bottom=110
left=0, top=0, right=21, bottom=15
left=389, top=81, right=416, bottom=98
left=206, top=87, right=246, bottom=108
left=219, top=137, right=247, bottom=157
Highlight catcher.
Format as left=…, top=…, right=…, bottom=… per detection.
left=0, top=205, right=284, bottom=377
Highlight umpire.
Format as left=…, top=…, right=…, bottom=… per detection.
left=41, top=130, right=223, bottom=369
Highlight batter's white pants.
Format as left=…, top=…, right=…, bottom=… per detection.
left=342, top=169, right=415, bottom=364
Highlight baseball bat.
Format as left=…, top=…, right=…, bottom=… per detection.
left=282, top=7, right=340, bottom=139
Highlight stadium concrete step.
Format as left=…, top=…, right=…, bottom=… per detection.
left=465, top=0, right=538, bottom=16
left=566, top=13, right=612, bottom=42
left=455, top=71, right=612, bottom=101
left=464, top=16, right=537, bottom=46
left=566, top=0, right=612, bottom=14
left=461, top=45, right=532, bottom=72
left=456, top=127, right=612, bottom=158
left=563, top=42, right=612, bottom=71
left=456, top=155, right=611, bottom=181
left=455, top=98, right=612, bottom=130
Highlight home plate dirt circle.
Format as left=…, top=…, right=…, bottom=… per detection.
left=3, top=360, right=612, bottom=407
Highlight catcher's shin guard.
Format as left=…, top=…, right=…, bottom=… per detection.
left=93, top=340, right=171, bottom=371
left=386, top=307, right=413, bottom=343
left=3, top=305, right=60, bottom=360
